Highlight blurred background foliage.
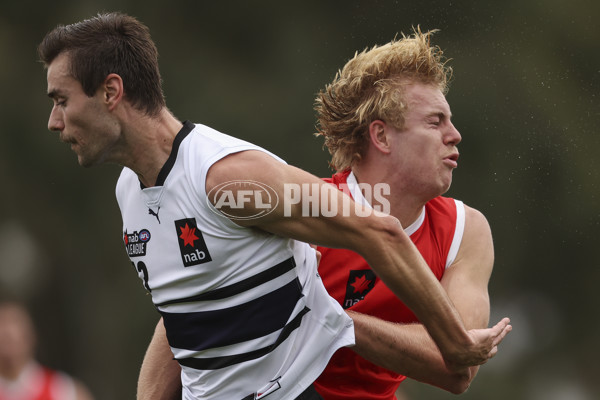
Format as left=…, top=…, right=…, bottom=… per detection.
left=0, top=0, right=598, bottom=399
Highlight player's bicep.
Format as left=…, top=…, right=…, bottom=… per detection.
left=442, top=265, right=490, bottom=330
left=441, top=206, right=494, bottom=329
left=205, top=150, right=370, bottom=249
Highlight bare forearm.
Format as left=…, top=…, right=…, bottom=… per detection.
left=350, top=207, right=501, bottom=392
left=357, top=221, right=474, bottom=364
left=137, top=319, right=182, bottom=400
left=349, top=311, right=476, bottom=394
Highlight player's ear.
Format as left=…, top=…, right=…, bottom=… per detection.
left=102, top=73, right=124, bottom=110
left=368, top=120, right=391, bottom=154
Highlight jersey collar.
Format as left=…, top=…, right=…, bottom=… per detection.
left=346, top=171, right=425, bottom=236
left=140, top=120, right=195, bottom=188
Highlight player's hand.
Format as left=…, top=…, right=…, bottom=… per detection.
left=445, top=317, right=512, bottom=370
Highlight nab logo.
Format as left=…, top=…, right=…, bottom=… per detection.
left=124, top=229, right=151, bottom=257
left=343, top=270, right=376, bottom=309
left=206, top=180, right=279, bottom=220
left=174, top=218, right=212, bottom=267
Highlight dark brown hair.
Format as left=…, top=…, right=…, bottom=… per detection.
left=38, top=12, right=165, bottom=116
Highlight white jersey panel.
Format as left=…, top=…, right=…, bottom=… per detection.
left=115, top=121, right=354, bottom=400
left=445, top=199, right=465, bottom=269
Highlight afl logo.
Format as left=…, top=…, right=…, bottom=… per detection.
left=124, top=229, right=151, bottom=257
left=206, top=180, right=279, bottom=220
left=139, top=229, right=151, bottom=242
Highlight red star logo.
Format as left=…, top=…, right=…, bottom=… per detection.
left=124, top=232, right=129, bottom=245
left=350, top=274, right=372, bottom=295
left=179, top=223, right=199, bottom=247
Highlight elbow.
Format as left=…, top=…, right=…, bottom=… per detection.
left=408, top=368, right=473, bottom=395
left=443, top=370, right=474, bottom=395
left=371, top=214, right=409, bottom=247
left=381, top=214, right=404, bottom=234
left=427, top=366, right=475, bottom=395
left=351, top=214, right=407, bottom=257
left=447, top=380, right=470, bottom=395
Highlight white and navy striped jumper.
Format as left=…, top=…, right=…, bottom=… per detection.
left=115, top=121, right=354, bottom=400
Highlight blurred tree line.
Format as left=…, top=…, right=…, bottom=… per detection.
left=0, top=0, right=598, bottom=399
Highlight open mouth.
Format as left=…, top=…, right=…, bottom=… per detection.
left=444, top=153, right=459, bottom=167
left=447, top=152, right=459, bottom=162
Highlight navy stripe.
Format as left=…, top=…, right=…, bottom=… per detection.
left=140, top=120, right=194, bottom=188
left=161, top=278, right=303, bottom=351
left=177, top=306, right=310, bottom=370
left=155, top=257, right=296, bottom=307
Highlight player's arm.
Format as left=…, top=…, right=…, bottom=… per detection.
left=348, top=206, right=496, bottom=393
left=137, top=319, right=181, bottom=400
left=206, top=150, right=510, bottom=368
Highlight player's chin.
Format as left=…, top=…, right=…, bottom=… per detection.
left=77, top=154, right=96, bottom=168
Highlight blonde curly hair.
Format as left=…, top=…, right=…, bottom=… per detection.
left=315, top=27, right=452, bottom=172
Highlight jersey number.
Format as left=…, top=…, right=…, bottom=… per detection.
left=133, top=261, right=152, bottom=292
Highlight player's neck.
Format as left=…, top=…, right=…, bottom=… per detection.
left=351, top=166, right=427, bottom=228
left=122, top=109, right=183, bottom=187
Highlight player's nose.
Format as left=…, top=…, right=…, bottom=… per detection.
left=444, top=121, right=461, bottom=145
left=48, top=106, right=64, bottom=132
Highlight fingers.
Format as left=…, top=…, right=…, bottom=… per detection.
left=450, top=318, right=513, bottom=368
left=485, top=317, right=512, bottom=362
left=492, top=324, right=512, bottom=347
left=466, top=317, right=513, bottom=366
left=491, top=317, right=511, bottom=332
left=491, top=317, right=512, bottom=347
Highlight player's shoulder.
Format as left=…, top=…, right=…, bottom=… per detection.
left=463, top=204, right=490, bottom=231
left=187, top=123, right=255, bottom=151
left=117, top=166, right=136, bottom=180
left=115, top=167, right=137, bottom=195
left=429, top=198, right=489, bottom=231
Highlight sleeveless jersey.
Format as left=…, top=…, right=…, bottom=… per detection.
left=115, top=121, right=354, bottom=400
left=313, top=171, right=465, bottom=400
left=0, top=362, right=76, bottom=400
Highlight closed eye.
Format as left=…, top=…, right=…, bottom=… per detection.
left=427, top=112, right=448, bottom=127
left=427, top=118, right=440, bottom=127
